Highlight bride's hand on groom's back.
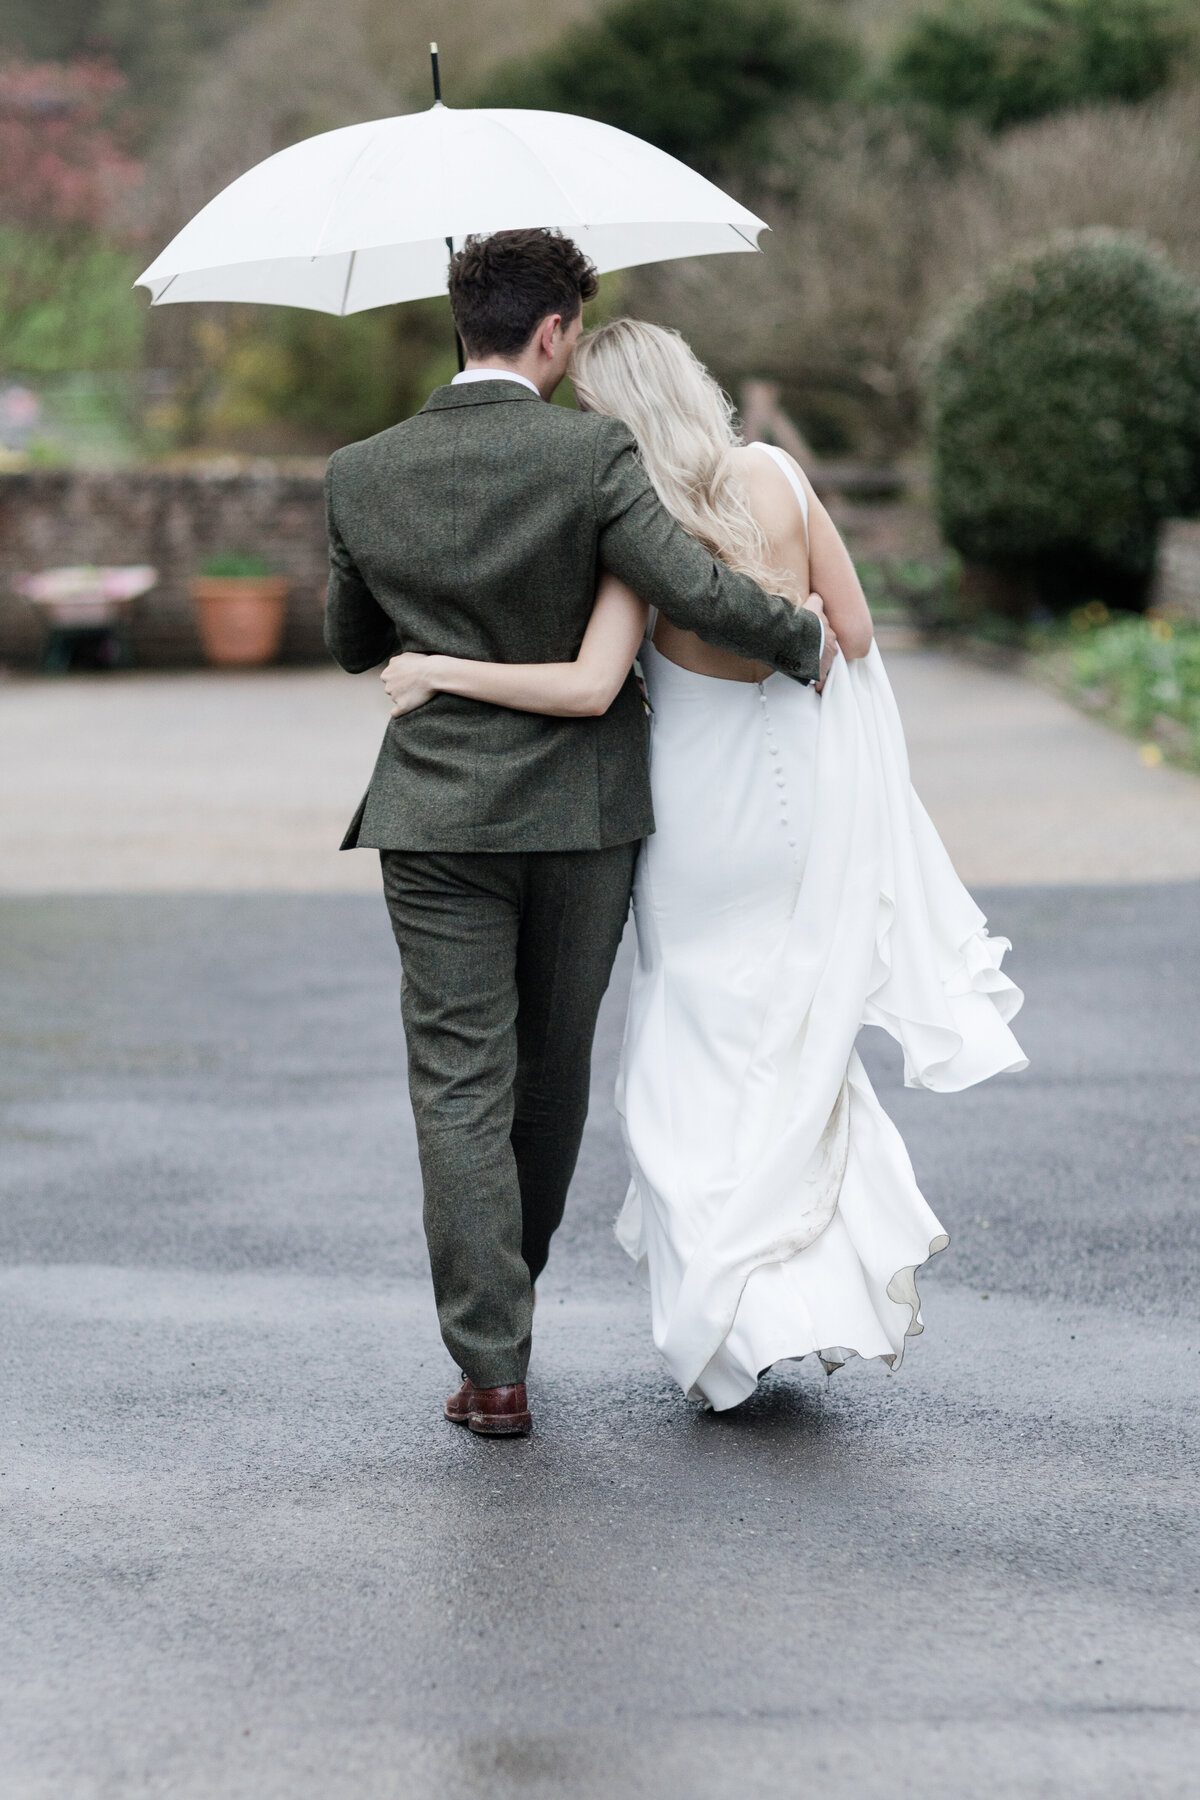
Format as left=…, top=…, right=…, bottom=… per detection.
left=804, top=593, right=840, bottom=691
left=381, top=651, right=439, bottom=716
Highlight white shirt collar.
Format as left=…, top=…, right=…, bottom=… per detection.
left=450, top=368, right=540, bottom=397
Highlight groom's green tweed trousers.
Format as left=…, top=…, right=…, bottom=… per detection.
left=324, top=381, right=823, bottom=1386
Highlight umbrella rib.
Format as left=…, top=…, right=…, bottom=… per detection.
left=339, top=251, right=357, bottom=317
left=312, top=129, right=384, bottom=259
left=152, top=273, right=179, bottom=306
left=479, top=113, right=766, bottom=240
left=472, top=112, right=590, bottom=230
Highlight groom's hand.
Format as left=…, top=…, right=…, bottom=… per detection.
left=804, top=592, right=839, bottom=691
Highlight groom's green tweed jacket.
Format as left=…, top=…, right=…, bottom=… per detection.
left=324, top=380, right=822, bottom=852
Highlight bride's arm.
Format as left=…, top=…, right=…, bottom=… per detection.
left=787, top=460, right=874, bottom=660
left=381, top=575, right=648, bottom=718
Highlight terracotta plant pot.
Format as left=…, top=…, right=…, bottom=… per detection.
left=190, top=576, right=289, bottom=667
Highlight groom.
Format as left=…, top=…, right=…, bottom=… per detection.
left=324, top=228, right=834, bottom=1436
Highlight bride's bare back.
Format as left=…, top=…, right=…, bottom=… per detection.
left=652, top=443, right=873, bottom=681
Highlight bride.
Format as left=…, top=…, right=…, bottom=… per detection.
left=381, top=319, right=1026, bottom=1411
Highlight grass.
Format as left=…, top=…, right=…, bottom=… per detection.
left=858, top=563, right=1200, bottom=771
left=1032, top=605, right=1200, bottom=770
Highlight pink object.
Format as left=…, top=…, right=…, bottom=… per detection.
left=13, top=565, right=157, bottom=626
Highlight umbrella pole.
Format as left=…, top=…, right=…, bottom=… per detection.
left=431, top=43, right=465, bottom=373
left=447, top=235, right=464, bottom=374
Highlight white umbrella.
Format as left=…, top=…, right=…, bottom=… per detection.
left=135, top=101, right=769, bottom=315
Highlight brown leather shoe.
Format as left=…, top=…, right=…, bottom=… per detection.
left=468, top=1382, right=532, bottom=1437
left=444, top=1376, right=476, bottom=1426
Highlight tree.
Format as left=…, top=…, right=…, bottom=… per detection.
left=0, top=58, right=144, bottom=374
left=0, top=57, right=141, bottom=231
left=476, top=0, right=861, bottom=174
left=890, top=0, right=1193, bottom=134
left=0, top=0, right=269, bottom=135
left=0, top=0, right=100, bottom=65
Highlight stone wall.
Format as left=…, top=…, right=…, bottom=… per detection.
left=0, top=462, right=331, bottom=668
left=0, top=456, right=924, bottom=671
left=1152, top=519, right=1200, bottom=621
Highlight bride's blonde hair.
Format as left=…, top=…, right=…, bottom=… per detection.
left=571, top=318, right=788, bottom=592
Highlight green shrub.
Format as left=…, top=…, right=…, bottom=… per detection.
left=0, top=230, right=144, bottom=373
left=1055, top=608, right=1200, bottom=763
left=198, top=553, right=273, bottom=578
left=890, top=0, right=1192, bottom=132
left=189, top=298, right=457, bottom=452
left=477, top=0, right=861, bottom=173
left=930, top=231, right=1200, bottom=610
left=856, top=555, right=962, bottom=628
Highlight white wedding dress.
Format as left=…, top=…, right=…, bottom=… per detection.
left=615, top=444, right=1027, bottom=1411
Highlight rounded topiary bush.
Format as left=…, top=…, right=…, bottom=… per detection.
left=930, top=230, right=1200, bottom=612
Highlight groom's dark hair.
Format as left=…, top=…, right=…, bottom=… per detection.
left=449, top=229, right=599, bottom=357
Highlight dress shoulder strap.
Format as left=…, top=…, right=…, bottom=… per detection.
left=750, top=441, right=810, bottom=530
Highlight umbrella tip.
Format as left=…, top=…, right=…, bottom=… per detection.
left=430, top=40, right=438, bottom=53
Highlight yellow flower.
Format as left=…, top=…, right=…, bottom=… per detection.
left=1139, top=743, right=1164, bottom=766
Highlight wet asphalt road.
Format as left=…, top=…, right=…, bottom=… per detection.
left=2, top=885, right=1199, bottom=1800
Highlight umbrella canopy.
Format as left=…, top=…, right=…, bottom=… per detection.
left=135, top=105, right=769, bottom=315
